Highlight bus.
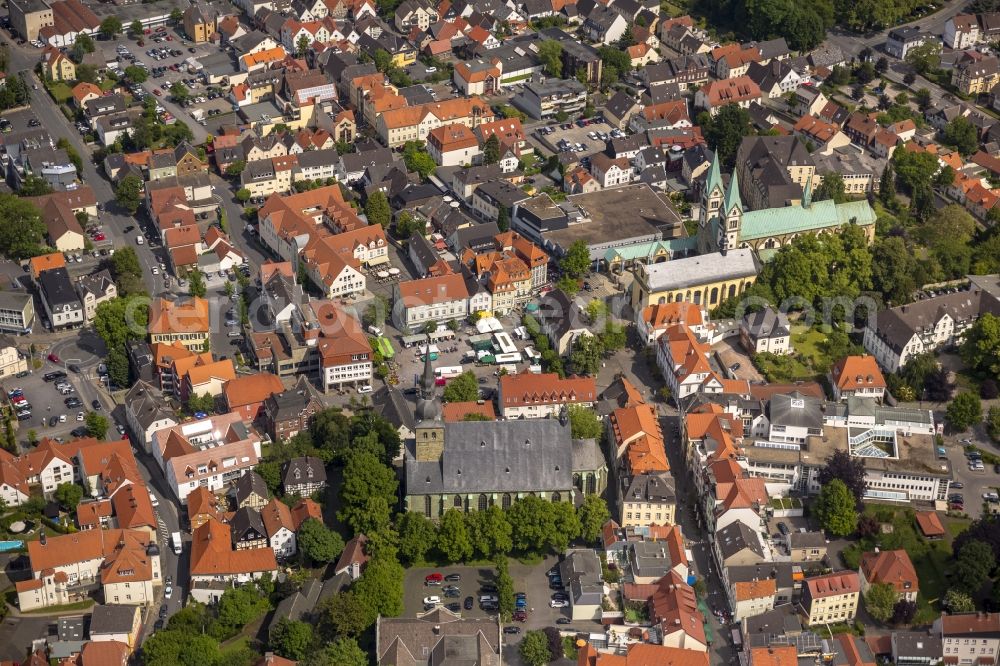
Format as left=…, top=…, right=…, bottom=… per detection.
left=493, top=331, right=517, bottom=355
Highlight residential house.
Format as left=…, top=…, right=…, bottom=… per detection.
left=392, top=273, right=470, bottom=331
left=231, top=506, right=268, bottom=550
left=885, top=26, right=929, bottom=59
left=235, top=471, right=270, bottom=510
left=937, top=613, right=1000, bottom=666
left=313, top=300, right=373, bottom=392
left=740, top=307, right=791, bottom=355
left=695, top=76, right=762, bottom=115
left=283, top=456, right=326, bottom=496
left=261, top=498, right=297, bottom=559
left=223, top=373, right=285, bottom=423
left=123, top=381, right=178, bottom=453
left=558, top=549, right=604, bottom=621
left=335, top=533, right=370, bottom=580
left=262, top=378, right=323, bottom=441
left=535, top=289, right=593, bottom=355
left=375, top=608, right=500, bottom=665
left=36, top=266, right=83, bottom=330
left=75, top=270, right=117, bottom=322
left=945, top=14, right=980, bottom=49
left=147, top=297, right=210, bottom=350
left=189, top=518, right=278, bottom=603
left=427, top=123, right=482, bottom=167
left=829, top=355, right=886, bottom=402
left=590, top=154, right=634, bottom=188
left=859, top=549, right=918, bottom=603
left=953, top=51, right=1000, bottom=95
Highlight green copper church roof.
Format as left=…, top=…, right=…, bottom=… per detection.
left=603, top=237, right=699, bottom=264
left=740, top=199, right=876, bottom=241
left=705, top=152, right=723, bottom=196
left=724, top=169, right=742, bottom=214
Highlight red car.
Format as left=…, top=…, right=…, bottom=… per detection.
left=425, top=573, right=443, bottom=584
left=153, top=89, right=162, bottom=96
left=93, top=233, right=106, bottom=241
left=47, top=353, right=59, bottom=362
left=166, top=35, right=173, bottom=40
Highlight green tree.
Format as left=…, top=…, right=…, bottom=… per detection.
left=129, top=19, right=143, bottom=36
left=85, top=412, right=109, bottom=439
left=373, top=49, right=393, bottom=73
left=600, top=320, right=626, bottom=353
left=520, top=630, right=553, bottom=666
left=298, top=517, right=345, bottom=565
left=396, top=511, right=437, bottom=565
left=364, top=191, right=391, bottom=227
left=698, top=104, right=753, bottom=169
left=142, top=630, right=222, bottom=666
left=577, top=494, right=610, bottom=543
left=569, top=335, right=603, bottom=376
left=813, top=479, right=857, bottom=536
left=962, top=313, right=1000, bottom=377
left=170, top=7, right=183, bottom=22
left=567, top=404, right=602, bottom=439
left=905, top=41, right=941, bottom=74
left=170, top=81, right=189, bottom=103
left=864, top=582, right=898, bottom=623
left=402, top=141, right=437, bottom=179
left=947, top=391, right=982, bottom=431
left=496, top=556, right=515, bottom=621
left=482, top=134, right=500, bottom=165
left=352, top=556, right=405, bottom=624
left=19, top=175, right=52, bottom=196
left=115, top=174, right=144, bottom=214
left=442, top=371, right=479, bottom=402
left=943, top=588, right=977, bottom=613
left=188, top=268, right=206, bottom=297
left=395, top=211, right=421, bottom=238
left=54, top=482, right=83, bottom=510
left=225, top=160, right=246, bottom=177
left=296, top=33, right=311, bottom=58
left=943, top=116, right=979, bottom=155
left=466, top=505, right=512, bottom=559
left=871, top=236, right=916, bottom=306
left=988, top=406, right=1000, bottom=441
left=186, top=392, right=215, bottom=415
left=338, top=451, right=398, bottom=530
left=0, top=194, right=46, bottom=259
left=954, top=540, right=996, bottom=594
left=879, top=163, right=897, bottom=206
left=100, top=16, right=122, bottom=38
left=892, top=144, right=940, bottom=194
left=319, top=591, right=369, bottom=638
left=304, top=638, right=368, bottom=666
left=814, top=173, right=847, bottom=203
left=236, top=188, right=251, bottom=203
left=538, top=40, right=563, bottom=77
left=560, top=239, right=591, bottom=279
left=437, top=508, right=473, bottom=563
left=254, top=460, right=282, bottom=495
left=123, top=65, right=147, bottom=83
left=270, top=618, right=313, bottom=661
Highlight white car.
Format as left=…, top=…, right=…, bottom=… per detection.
left=152, top=267, right=159, bottom=275
left=76, top=412, right=84, bottom=421
left=357, top=384, right=373, bottom=394
left=423, top=596, right=441, bottom=605
left=164, top=586, right=173, bottom=598
left=58, top=414, right=66, bottom=423
left=549, top=600, right=569, bottom=608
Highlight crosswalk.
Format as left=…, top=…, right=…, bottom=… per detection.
left=157, top=517, right=169, bottom=545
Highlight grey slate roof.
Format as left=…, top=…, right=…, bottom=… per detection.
left=742, top=307, right=789, bottom=339
left=231, top=506, right=266, bottom=544
left=373, top=385, right=416, bottom=432
left=88, top=604, right=137, bottom=635
left=767, top=391, right=823, bottom=430
left=622, top=472, right=675, bottom=504
left=572, top=438, right=605, bottom=473
left=872, top=288, right=1000, bottom=352
left=283, top=456, right=327, bottom=488
left=124, top=381, right=175, bottom=431
left=716, top=521, right=766, bottom=561
left=536, top=288, right=589, bottom=341
left=234, top=471, right=269, bottom=505
left=377, top=609, right=501, bottom=666
left=405, top=420, right=573, bottom=494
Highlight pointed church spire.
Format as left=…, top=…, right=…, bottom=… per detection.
left=705, top=150, right=723, bottom=196
left=415, top=334, right=441, bottom=422
left=802, top=176, right=813, bottom=208
left=724, top=169, right=742, bottom=214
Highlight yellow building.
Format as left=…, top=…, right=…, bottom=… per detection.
left=630, top=248, right=759, bottom=312
left=183, top=2, right=217, bottom=43
left=43, top=48, right=75, bottom=82
left=800, top=572, right=860, bottom=626
left=952, top=52, right=1000, bottom=95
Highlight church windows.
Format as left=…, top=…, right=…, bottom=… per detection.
left=502, top=493, right=511, bottom=509
left=552, top=491, right=561, bottom=502
left=710, top=287, right=719, bottom=305
left=478, top=494, right=488, bottom=511
left=454, top=495, right=463, bottom=509
left=424, top=496, right=431, bottom=517
left=728, top=284, right=736, bottom=299
left=588, top=475, right=597, bottom=494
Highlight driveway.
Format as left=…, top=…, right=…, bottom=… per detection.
left=713, top=339, right=763, bottom=383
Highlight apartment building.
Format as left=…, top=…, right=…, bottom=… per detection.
left=799, top=571, right=860, bottom=626
left=314, top=300, right=373, bottom=392
left=148, top=297, right=210, bottom=350
left=0, top=291, right=35, bottom=334
left=377, top=97, right=494, bottom=148
left=392, top=273, right=470, bottom=331
left=938, top=612, right=1000, bottom=666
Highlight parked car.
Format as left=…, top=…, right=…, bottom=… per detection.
left=556, top=617, right=572, bottom=625
left=549, top=600, right=569, bottom=608
left=464, top=596, right=474, bottom=610
left=423, top=596, right=441, bottom=605
left=425, top=573, right=444, bottom=585
left=444, top=573, right=461, bottom=581
left=503, top=626, right=521, bottom=635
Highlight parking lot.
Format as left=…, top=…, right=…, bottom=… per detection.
left=3, top=360, right=106, bottom=449
left=403, top=556, right=599, bottom=639
left=97, top=27, right=231, bottom=137
left=535, top=119, right=618, bottom=156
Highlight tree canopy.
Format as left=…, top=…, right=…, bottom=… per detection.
left=864, top=582, right=897, bottom=623
left=442, top=371, right=479, bottom=402
left=954, top=539, right=996, bottom=594
left=817, top=449, right=867, bottom=506
left=0, top=195, right=46, bottom=260
left=298, top=518, right=345, bottom=565
left=814, top=479, right=858, bottom=536
left=946, top=391, right=982, bottom=431
left=698, top=104, right=753, bottom=169
left=365, top=190, right=391, bottom=227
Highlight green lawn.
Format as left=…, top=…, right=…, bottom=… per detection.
left=46, top=81, right=72, bottom=104
left=22, top=598, right=95, bottom=614
left=791, top=325, right=829, bottom=367
left=219, top=636, right=249, bottom=657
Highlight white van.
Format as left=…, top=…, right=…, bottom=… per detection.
left=136, top=235, right=144, bottom=245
